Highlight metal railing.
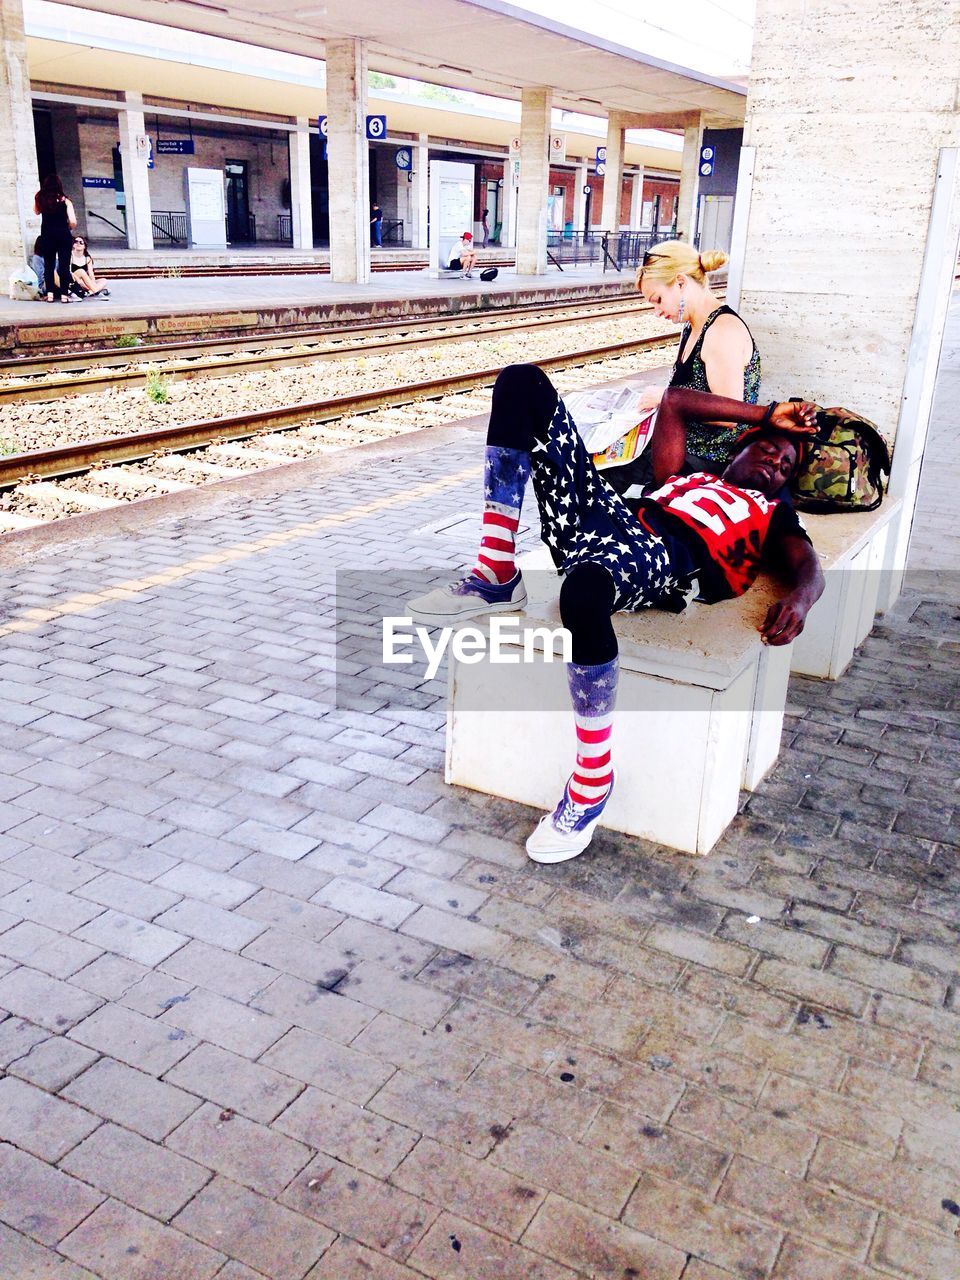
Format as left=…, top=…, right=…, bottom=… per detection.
left=546, top=229, right=605, bottom=270
left=152, top=210, right=187, bottom=244
left=602, top=228, right=677, bottom=272
left=87, top=210, right=127, bottom=240
left=382, top=218, right=405, bottom=245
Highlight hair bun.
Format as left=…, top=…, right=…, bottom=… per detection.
left=699, top=249, right=728, bottom=274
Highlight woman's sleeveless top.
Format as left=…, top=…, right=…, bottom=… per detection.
left=669, top=305, right=762, bottom=465
left=40, top=200, right=70, bottom=240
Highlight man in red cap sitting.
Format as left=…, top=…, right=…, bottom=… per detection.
left=447, top=231, right=478, bottom=278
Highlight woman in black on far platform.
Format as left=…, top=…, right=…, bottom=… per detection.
left=34, top=175, right=77, bottom=304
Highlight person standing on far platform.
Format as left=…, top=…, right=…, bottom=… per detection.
left=371, top=204, right=383, bottom=247
left=34, top=174, right=77, bottom=304
left=481, top=208, right=490, bottom=247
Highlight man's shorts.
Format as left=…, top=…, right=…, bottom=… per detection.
left=530, top=396, right=699, bottom=613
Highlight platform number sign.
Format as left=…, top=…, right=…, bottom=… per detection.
left=595, top=146, right=607, bottom=162
left=365, top=115, right=387, bottom=140
left=699, top=144, right=715, bottom=176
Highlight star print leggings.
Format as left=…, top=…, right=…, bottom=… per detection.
left=488, top=364, right=699, bottom=665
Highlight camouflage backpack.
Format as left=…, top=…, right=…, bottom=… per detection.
left=792, top=405, right=891, bottom=513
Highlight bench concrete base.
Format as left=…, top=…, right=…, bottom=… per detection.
left=445, top=558, right=785, bottom=855
left=791, top=503, right=899, bottom=679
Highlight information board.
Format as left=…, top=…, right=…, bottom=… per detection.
left=428, top=160, right=475, bottom=275
left=185, top=168, right=227, bottom=248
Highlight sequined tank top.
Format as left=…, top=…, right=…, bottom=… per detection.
left=669, top=305, right=762, bottom=466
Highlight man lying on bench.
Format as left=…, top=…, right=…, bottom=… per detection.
left=409, top=364, right=824, bottom=864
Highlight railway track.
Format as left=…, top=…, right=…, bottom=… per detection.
left=0, top=335, right=674, bottom=530
left=0, top=293, right=663, bottom=388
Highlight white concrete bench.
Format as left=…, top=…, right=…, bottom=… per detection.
left=445, top=499, right=901, bottom=856
left=791, top=500, right=901, bottom=679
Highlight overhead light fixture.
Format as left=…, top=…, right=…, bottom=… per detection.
left=579, top=98, right=602, bottom=106
left=438, top=63, right=472, bottom=76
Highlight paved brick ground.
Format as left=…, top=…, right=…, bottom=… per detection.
left=0, top=309, right=957, bottom=1279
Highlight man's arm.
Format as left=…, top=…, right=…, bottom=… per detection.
left=760, top=532, right=825, bottom=646
left=652, top=387, right=815, bottom=485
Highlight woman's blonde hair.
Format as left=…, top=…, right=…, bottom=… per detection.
left=636, top=240, right=727, bottom=289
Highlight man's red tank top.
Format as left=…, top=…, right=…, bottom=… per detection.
left=644, top=472, right=778, bottom=596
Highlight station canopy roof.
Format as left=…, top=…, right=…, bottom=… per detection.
left=52, top=0, right=746, bottom=127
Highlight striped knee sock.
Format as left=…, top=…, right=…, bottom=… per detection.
left=567, top=658, right=618, bottom=806
left=472, top=446, right=530, bottom=585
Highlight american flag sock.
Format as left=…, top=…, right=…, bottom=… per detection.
left=472, top=446, right=531, bottom=585
left=567, top=658, right=618, bottom=806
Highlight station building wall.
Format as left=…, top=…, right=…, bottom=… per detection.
left=75, top=114, right=294, bottom=245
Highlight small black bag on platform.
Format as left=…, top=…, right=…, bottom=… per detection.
left=480, top=267, right=499, bottom=282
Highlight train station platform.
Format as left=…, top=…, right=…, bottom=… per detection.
left=0, top=264, right=639, bottom=355
left=0, top=304, right=956, bottom=1277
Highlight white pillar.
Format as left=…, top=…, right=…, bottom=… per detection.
left=501, top=157, right=517, bottom=248
left=0, top=0, right=37, bottom=272
left=516, top=86, right=551, bottom=275
left=629, top=167, right=645, bottom=230
left=676, top=115, right=705, bottom=242
left=325, top=37, right=369, bottom=284
left=738, top=0, right=960, bottom=610
left=288, top=117, right=312, bottom=251
left=572, top=160, right=588, bottom=234
left=601, top=111, right=626, bottom=232
left=412, top=131, right=428, bottom=250
left=119, top=91, right=153, bottom=251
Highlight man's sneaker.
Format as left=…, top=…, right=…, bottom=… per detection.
left=406, top=571, right=526, bottom=626
left=525, top=770, right=617, bottom=864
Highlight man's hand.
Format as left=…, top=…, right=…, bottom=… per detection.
left=767, top=401, right=818, bottom=436
left=761, top=590, right=814, bottom=645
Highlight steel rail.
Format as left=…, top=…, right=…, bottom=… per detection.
left=0, top=305, right=674, bottom=406
left=0, top=293, right=657, bottom=382
left=0, top=332, right=674, bottom=489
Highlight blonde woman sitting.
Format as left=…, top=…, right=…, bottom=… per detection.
left=630, top=241, right=760, bottom=483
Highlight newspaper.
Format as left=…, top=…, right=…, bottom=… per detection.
left=565, top=384, right=658, bottom=471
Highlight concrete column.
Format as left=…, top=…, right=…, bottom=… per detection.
left=325, top=37, right=369, bottom=284
left=501, top=157, right=517, bottom=247
left=600, top=111, right=627, bottom=232
left=0, top=0, right=39, bottom=271
left=119, top=92, right=154, bottom=250
left=738, top=0, right=960, bottom=607
left=629, top=167, right=645, bottom=230
left=676, top=115, right=705, bottom=241
left=288, top=117, right=313, bottom=250
left=411, top=131, right=428, bottom=250
left=572, top=159, right=588, bottom=233
left=515, top=86, right=551, bottom=275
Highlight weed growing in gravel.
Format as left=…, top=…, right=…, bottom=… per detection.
left=145, top=372, right=171, bottom=404
left=0, top=439, right=17, bottom=455
left=115, top=334, right=142, bottom=348
left=163, top=266, right=183, bottom=279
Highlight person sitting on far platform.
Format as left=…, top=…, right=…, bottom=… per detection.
left=408, top=367, right=824, bottom=864
left=29, top=237, right=45, bottom=296
left=447, top=231, right=478, bottom=278
left=68, top=237, right=109, bottom=299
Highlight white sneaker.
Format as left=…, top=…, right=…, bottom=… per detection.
left=406, top=571, right=526, bottom=627
left=526, top=770, right=617, bottom=864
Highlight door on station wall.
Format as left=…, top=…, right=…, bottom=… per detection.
left=225, top=160, right=252, bottom=242
left=309, top=135, right=329, bottom=245
left=33, top=109, right=55, bottom=183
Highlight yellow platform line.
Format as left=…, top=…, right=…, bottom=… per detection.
left=0, top=464, right=481, bottom=639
